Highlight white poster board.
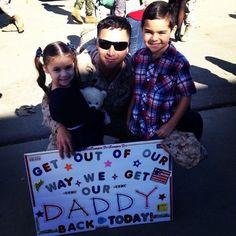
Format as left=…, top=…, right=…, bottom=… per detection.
left=24, top=140, right=173, bottom=235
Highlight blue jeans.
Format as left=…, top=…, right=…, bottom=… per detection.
left=127, top=17, right=145, bottom=56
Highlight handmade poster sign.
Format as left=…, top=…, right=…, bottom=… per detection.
left=24, top=140, right=173, bottom=235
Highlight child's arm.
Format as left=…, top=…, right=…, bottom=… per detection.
left=41, top=94, right=63, bottom=133
left=41, top=94, right=74, bottom=158
left=55, top=126, right=73, bottom=158
left=156, top=96, right=191, bottom=138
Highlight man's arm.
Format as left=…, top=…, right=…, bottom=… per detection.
left=126, top=95, right=135, bottom=128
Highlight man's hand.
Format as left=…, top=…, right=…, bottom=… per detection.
left=56, top=126, right=74, bottom=158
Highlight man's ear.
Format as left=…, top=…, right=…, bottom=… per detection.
left=127, top=42, right=130, bottom=54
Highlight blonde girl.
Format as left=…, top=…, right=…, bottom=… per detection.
left=35, top=41, right=105, bottom=154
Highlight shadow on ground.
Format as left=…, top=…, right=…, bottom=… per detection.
left=0, top=104, right=50, bottom=146
left=40, top=1, right=79, bottom=25
left=67, top=35, right=81, bottom=49
left=205, top=56, right=236, bottom=75
left=191, top=64, right=236, bottom=110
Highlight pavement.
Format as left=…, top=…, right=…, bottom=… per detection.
left=0, top=0, right=236, bottom=236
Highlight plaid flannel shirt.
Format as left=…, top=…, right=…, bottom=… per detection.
left=129, top=43, right=196, bottom=139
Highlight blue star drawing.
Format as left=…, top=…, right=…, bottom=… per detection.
left=76, top=180, right=81, bottom=187
left=133, top=160, right=141, bottom=167
left=36, top=210, right=44, bottom=218
left=159, top=193, right=166, bottom=200
left=112, top=174, right=118, bottom=180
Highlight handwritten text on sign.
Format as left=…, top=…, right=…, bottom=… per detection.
left=24, top=141, right=172, bottom=235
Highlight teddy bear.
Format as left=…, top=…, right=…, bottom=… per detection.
left=80, top=87, right=111, bottom=125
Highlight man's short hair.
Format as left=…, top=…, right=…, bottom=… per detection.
left=97, top=15, right=132, bottom=39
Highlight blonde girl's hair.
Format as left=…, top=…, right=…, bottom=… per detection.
left=34, top=41, right=79, bottom=96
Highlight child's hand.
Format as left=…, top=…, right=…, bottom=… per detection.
left=156, top=123, right=175, bottom=138
left=56, top=126, right=74, bottom=158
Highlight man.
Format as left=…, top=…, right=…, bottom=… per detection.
left=126, top=0, right=157, bottom=55
left=41, top=15, right=132, bottom=157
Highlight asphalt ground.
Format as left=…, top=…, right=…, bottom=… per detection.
left=1, top=106, right=236, bottom=236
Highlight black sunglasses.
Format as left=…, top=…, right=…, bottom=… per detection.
left=98, top=39, right=129, bottom=51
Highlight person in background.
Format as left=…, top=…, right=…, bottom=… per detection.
left=71, top=0, right=98, bottom=24
left=181, top=0, right=197, bottom=41
left=113, top=0, right=126, bottom=16
left=0, top=0, right=24, bottom=33
left=41, top=16, right=132, bottom=157
left=127, top=1, right=203, bottom=141
left=169, top=0, right=197, bottom=41
left=35, top=41, right=105, bottom=153
left=126, top=0, right=157, bottom=55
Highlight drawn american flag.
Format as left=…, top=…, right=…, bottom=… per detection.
left=150, top=168, right=171, bottom=184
